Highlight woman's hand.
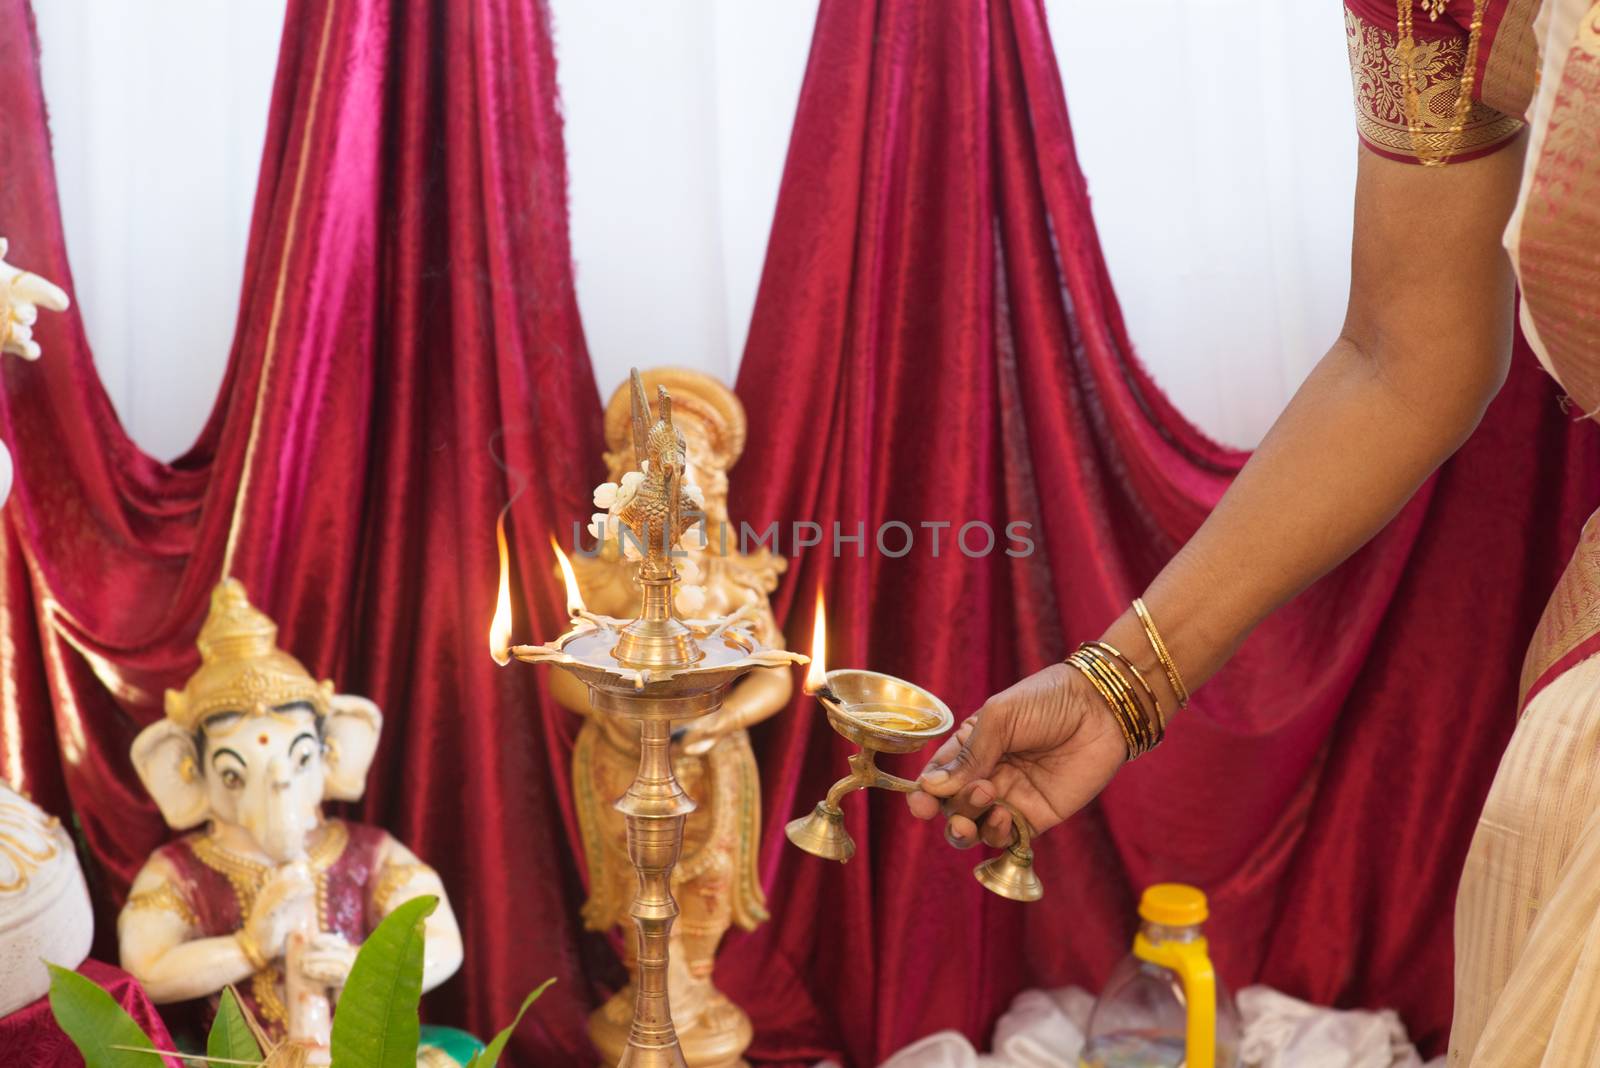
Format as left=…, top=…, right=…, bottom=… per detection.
left=905, top=662, right=1126, bottom=848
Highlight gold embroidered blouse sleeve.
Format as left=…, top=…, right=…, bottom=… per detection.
left=123, top=882, right=200, bottom=929
left=368, top=835, right=444, bottom=915
left=118, top=855, right=199, bottom=934
left=1345, top=3, right=1525, bottom=165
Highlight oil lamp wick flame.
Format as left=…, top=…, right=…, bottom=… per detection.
left=489, top=508, right=514, bottom=666
left=551, top=534, right=586, bottom=619
left=804, top=590, right=828, bottom=695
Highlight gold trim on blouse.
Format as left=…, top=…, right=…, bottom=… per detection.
left=124, top=883, right=200, bottom=928
left=1346, top=10, right=1525, bottom=162
left=369, top=859, right=425, bottom=915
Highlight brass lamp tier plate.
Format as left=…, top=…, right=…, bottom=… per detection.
left=818, top=669, right=953, bottom=754
left=511, top=618, right=805, bottom=714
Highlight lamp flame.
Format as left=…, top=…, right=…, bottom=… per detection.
left=551, top=535, right=586, bottom=618
left=490, top=509, right=514, bottom=666
left=804, top=589, right=828, bottom=694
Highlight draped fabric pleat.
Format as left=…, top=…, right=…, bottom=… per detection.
left=0, top=0, right=606, bottom=1059
left=727, top=1, right=1600, bottom=1063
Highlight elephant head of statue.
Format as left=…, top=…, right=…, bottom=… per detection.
left=131, top=580, right=382, bottom=865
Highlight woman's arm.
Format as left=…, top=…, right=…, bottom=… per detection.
left=1127, top=140, right=1525, bottom=692
left=911, top=140, right=1529, bottom=845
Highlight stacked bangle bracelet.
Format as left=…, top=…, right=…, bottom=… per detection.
left=1133, top=597, right=1189, bottom=709
left=1065, top=599, right=1189, bottom=761
left=1065, top=642, right=1163, bottom=759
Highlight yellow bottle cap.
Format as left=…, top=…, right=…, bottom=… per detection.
left=1139, top=883, right=1208, bottom=927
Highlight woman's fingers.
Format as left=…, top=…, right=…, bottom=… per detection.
left=938, top=779, right=1001, bottom=850
left=906, top=789, right=941, bottom=820
left=907, top=717, right=977, bottom=818
left=979, top=805, right=1013, bottom=848
left=941, top=778, right=996, bottom=820
left=944, top=813, right=980, bottom=849
left=922, top=717, right=975, bottom=772
left=908, top=771, right=991, bottom=820
left=918, top=715, right=1003, bottom=797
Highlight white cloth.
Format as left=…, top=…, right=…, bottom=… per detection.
left=817, top=985, right=1440, bottom=1068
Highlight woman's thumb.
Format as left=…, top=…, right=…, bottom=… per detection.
left=917, top=716, right=1002, bottom=797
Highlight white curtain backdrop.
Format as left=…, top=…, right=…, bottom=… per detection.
left=33, top=0, right=288, bottom=462
left=30, top=0, right=1356, bottom=461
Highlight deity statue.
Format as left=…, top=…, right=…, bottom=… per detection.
left=0, top=242, right=88, bottom=1016
left=119, top=579, right=464, bottom=1065
left=548, top=368, right=792, bottom=1068
left=0, top=236, right=70, bottom=504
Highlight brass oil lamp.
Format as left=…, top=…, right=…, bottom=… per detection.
left=785, top=593, right=1044, bottom=903
left=493, top=370, right=805, bottom=1068
left=491, top=370, right=1038, bottom=1066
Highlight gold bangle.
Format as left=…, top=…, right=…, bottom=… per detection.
left=1133, top=597, right=1189, bottom=710
left=1085, top=640, right=1166, bottom=740
left=1076, top=642, right=1165, bottom=755
left=1078, top=648, right=1153, bottom=755
left=1067, top=647, right=1152, bottom=759
left=236, top=929, right=270, bottom=972
left=1072, top=650, right=1144, bottom=753
left=1065, top=652, right=1137, bottom=759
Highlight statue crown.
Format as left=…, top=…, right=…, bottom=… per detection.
left=163, top=579, right=332, bottom=731
left=197, top=579, right=280, bottom=662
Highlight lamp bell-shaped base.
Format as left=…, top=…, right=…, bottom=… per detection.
left=974, top=845, right=1043, bottom=902
left=785, top=802, right=855, bottom=862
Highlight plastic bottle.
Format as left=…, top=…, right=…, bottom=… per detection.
left=1078, top=883, right=1240, bottom=1068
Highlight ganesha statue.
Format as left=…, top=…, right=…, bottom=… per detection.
left=118, top=579, right=463, bottom=1064
left=548, top=368, right=792, bottom=1068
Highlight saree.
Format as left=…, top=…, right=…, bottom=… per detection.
left=1344, top=2, right=1600, bottom=1064
left=1342, top=1, right=1600, bottom=1062
left=1452, top=5, right=1600, bottom=1065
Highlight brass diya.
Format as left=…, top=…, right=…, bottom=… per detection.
left=495, top=370, right=805, bottom=1068
left=785, top=600, right=1044, bottom=903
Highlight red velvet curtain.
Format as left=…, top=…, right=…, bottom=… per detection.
left=0, top=0, right=606, bottom=1059
left=727, top=0, right=1600, bottom=1063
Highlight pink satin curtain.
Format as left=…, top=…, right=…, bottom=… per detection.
left=724, top=0, right=1600, bottom=1062
left=0, top=0, right=606, bottom=1058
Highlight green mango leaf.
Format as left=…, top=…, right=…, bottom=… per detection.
left=330, top=893, right=438, bottom=1068
left=207, top=987, right=263, bottom=1063
left=46, top=962, right=165, bottom=1068
left=464, top=979, right=556, bottom=1068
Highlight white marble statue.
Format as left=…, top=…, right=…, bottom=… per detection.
left=0, top=238, right=89, bottom=1019
left=0, top=236, right=70, bottom=505
left=0, top=237, right=70, bottom=362
left=120, top=579, right=464, bottom=1065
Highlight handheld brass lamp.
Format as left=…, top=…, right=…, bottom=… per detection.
left=784, top=595, right=1044, bottom=903
left=494, top=370, right=806, bottom=1068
